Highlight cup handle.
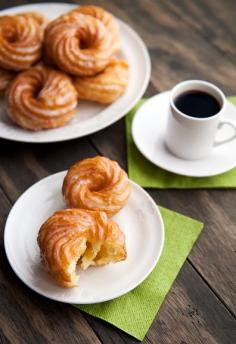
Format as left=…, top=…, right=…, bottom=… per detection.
left=214, top=120, right=236, bottom=146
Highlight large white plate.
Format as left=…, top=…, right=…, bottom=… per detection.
left=4, top=172, right=164, bottom=304
left=0, top=3, right=151, bottom=143
left=132, top=91, right=236, bottom=177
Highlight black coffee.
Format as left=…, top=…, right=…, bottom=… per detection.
left=174, top=91, right=221, bottom=118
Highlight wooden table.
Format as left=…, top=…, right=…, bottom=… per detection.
left=0, top=1, right=235, bottom=343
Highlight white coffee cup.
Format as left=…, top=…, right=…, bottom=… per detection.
left=165, top=80, right=236, bottom=160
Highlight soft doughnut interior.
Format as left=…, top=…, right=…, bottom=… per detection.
left=64, top=239, right=102, bottom=287
left=94, top=221, right=127, bottom=266
left=60, top=237, right=125, bottom=287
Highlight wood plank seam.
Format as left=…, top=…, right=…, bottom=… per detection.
left=187, top=259, right=236, bottom=319
left=81, top=313, right=130, bottom=344
left=0, top=185, right=13, bottom=213
left=87, top=137, right=104, bottom=156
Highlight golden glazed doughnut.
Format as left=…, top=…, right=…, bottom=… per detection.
left=62, top=156, right=131, bottom=217
left=0, top=68, right=16, bottom=95
left=73, top=60, right=129, bottom=104
left=44, top=12, right=114, bottom=76
left=6, top=65, right=78, bottom=131
left=0, top=14, right=43, bottom=71
left=71, top=5, right=120, bottom=53
left=37, top=209, right=127, bottom=288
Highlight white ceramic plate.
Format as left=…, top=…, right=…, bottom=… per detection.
left=132, top=91, right=236, bottom=177
left=4, top=172, right=164, bottom=304
left=0, top=3, right=151, bottom=143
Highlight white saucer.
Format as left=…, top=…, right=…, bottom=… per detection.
left=132, top=91, right=236, bottom=177
left=0, top=3, right=150, bottom=143
left=4, top=172, right=164, bottom=304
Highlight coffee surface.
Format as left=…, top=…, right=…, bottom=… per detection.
left=174, top=91, right=221, bottom=118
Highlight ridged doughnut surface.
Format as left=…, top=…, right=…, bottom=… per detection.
left=37, top=209, right=126, bottom=288
left=62, top=156, right=131, bottom=217
left=44, top=12, right=114, bottom=76
left=0, top=14, right=43, bottom=71
left=71, top=5, right=120, bottom=53
left=18, top=12, right=48, bottom=29
left=73, top=60, right=129, bottom=104
left=6, top=65, right=78, bottom=131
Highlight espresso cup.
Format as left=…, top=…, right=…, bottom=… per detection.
left=165, top=80, right=236, bottom=160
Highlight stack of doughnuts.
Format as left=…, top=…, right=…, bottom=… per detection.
left=37, top=156, right=131, bottom=288
left=0, top=5, right=129, bottom=131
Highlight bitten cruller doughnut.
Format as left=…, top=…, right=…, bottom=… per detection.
left=6, top=65, right=78, bottom=131
left=62, top=156, right=131, bottom=217
left=37, top=209, right=127, bottom=288
left=0, top=13, right=43, bottom=71
left=44, top=11, right=114, bottom=76
left=73, top=60, right=129, bottom=104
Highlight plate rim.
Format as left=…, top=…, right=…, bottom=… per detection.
left=0, top=2, right=151, bottom=143
left=132, top=91, right=236, bottom=177
left=4, top=171, right=164, bottom=304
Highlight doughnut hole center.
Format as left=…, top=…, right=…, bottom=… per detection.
left=78, top=31, right=96, bottom=49
left=32, top=81, right=45, bottom=99
left=88, top=174, right=108, bottom=192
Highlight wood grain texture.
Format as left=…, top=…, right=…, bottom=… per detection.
left=146, top=263, right=236, bottom=344
left=165, top=0, right=236, bottom=62
left=0, top=0, right=235, bottom=343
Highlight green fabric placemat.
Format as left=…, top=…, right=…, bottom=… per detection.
left=75, top=207, right=203, bottom=340
left=125, top=97, right=236, bottom=188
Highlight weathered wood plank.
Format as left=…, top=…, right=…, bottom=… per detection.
left=165, top=0, right=236, bottom=62
left=147, top=262, right=236, bottom=344
left=85, top=0, right=236, bottom=94
left=154, top=188, right=236, bottom=314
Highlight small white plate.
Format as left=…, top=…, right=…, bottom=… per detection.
left=132, top=91, right=236, bottom=177
left=0, top=3, right=151, bottom=143
left=4, top=172, right=164, bottom=304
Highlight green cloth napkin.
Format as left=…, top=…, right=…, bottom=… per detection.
left=126, top=97, right=236, bottom=188
left=75, top=207, right=203, bottom=340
